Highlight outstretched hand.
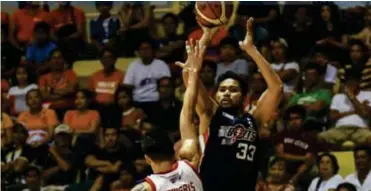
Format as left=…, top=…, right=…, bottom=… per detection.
left=175, top=39, right=206, bottom=73
left=239, top=17, right=256, bottom=53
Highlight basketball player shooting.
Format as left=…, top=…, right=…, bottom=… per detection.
left=177, top=17, right=283, bottom=190
left=131, top=41, right=206, bottom=191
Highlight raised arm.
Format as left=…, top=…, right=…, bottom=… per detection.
left=239, top=18, right=283, bottom=127
left=178, top=40, right=206, bottom=169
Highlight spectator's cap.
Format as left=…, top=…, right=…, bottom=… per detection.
left=23, top=165, right=41, bottom=176
left=54, top=124, right=72, bottom=135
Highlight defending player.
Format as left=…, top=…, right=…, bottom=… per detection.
left=131, top=40, right=206, bottom=191
left=177, top=18, right=283, bottom=190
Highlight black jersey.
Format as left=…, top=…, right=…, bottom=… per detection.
left=200, top=108, right=260, bottom=191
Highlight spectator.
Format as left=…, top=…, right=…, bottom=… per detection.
left=319, top=73, right=371, bottom=146
left=90, top=1, right=120, bottom=52
left=200, top=60, right=217, bottom=97
left=156, top=13, right=185, bottom=64
left=89, top=48, right=125, bottom=107
left=339, top=40, right=371, bottom=90
left=115, top=85, right=146, bottom=130
left=1, top=23, right=22, bottom=80
left=216, top=37, right=249, bottom=81
left=1, top=112, right=14, bottom=145
left=2, top=124, right=34, bottom=186
left=38, top=49, right=77, bottom=120
left=40, top=125, right=76, bottom=186
left=85, top=125, right=135, bottom=191
left=345, top=146, right=371, bottom=191
left=243, top=71, right=267, bottom=113
left=9, top=66, right=38, bottom=115
left=50, top=1, right=86, bottom=64
left=256, top=158, right=295, bottom=191
left=351, top=7, right=371, bottom=48
left=23, top=166, right=45, bottom=191
left=274, top=105, right=316, bottom=187
left=336, top=183, right=358, bottom=191
left=63, top=89, right=100, bottom=134
left=110, top=165, right=137, bottom=191
left=308, top=153, right=344, bottom=191
left=270, top=38, right=300, bottom=99
left=288, top=63, right=332, bottom=130
left=147, top=77, right=182, bottom=132
left=314, top=47, right=338, bottom=90
left=124, top=39, right=171, bottom=112
left=18, top=89, right=59, bottom=146
left=26, top=22, right=57, bottom=67
left=9, top=2, right=52, bottom=50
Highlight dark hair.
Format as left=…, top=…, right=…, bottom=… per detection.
left=216, top=71, right=248, bottom=96
left=220, top=36, right=239, bottom=50
left=304, top=62, right=321, bottom=73
left=284, top=105, right=306, bottom=121
left=345, top=71, right=362, bottom=83
left=95, top=1, right=113, bottom=8
left=33, top=21, right=50, bottom=34
left=100, top=47, right=118, bottom=60
left=12, top=65, right=35, bottom=86
left=313, top=46, right=330, bottom=58
left=336, top=183, right=357, bottom=191
left=76, top=89, right=95, bottom=109
left=318, top=153, right=339, bottom=174
left=26, top=89, right=42, bottom=104
left=157, top=76, right=175, bottom=90
left=349, top=39, right=368, bottom=53
left=314, top=2, right=340, bottom=24
left=269, top=157, right=286, bottom=168
left=137, top=38, right=158, bottom=50
left=13, top=123, right=29, bottom=137
left=202, top=60, right=217, bottom=75
left=142, top=129, right=175, bottom=161
left=354, top=145, right=371, bottom=157
left=115, top=84, right=134, bottom=107
left=23, top=165, right=41, bottom=177
left=161, top=13, right=179, bottom=25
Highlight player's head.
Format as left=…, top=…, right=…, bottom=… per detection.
left=268, top=157, right=287, bottom=182
left=284, top=105, right=306, bottom=131
left=142, top=129, right=175, bottom=166
left=318, top=153, right=339, bottom=178
left=353, top=145, right=371, bottom=172
left=215, top=71, right=247, bottom=109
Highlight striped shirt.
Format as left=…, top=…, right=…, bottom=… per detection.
left=338, top=58, right=371, bottom=90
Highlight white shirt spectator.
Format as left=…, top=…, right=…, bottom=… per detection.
left=345, top=169, right=371, bottom=191
left=308, top=174, right=344, bottom=191
left=124, top=58, right=171, bottom=102
left=8, top=84, right=38, bottom=113
left=325, top=64, right=338, bottom=84
left=271, top=61, right=300, bottom=93
left=330, top=91, right=371, bottom=128
left=215, top=59, right=249, bottom=81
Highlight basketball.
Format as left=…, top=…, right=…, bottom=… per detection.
left=195, top=1, right=234, bottom=28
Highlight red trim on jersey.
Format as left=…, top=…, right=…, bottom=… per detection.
left=203, top=131, right=209, bottom=144
left=182, top=160, right=202, bottom=181
left=145, top=177, right=156, bottom=191
left=154, top=161, right=179, bottom=175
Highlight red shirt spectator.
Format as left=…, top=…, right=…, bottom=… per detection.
left=1, top=12, right=9, bottom=25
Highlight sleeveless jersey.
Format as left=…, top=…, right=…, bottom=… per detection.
left=145, top=160, right=203, bottom=191
left=200, top=108, right=260, bottom=191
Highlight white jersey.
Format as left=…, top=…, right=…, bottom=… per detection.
left=145, top=160, right=203, bottom=191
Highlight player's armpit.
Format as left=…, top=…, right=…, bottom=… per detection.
left=178, top=137, right=201, bottom=169
left=131, top=182, right=152, bottom=191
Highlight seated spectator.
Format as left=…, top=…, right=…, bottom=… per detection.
left=156, top=13, right=185, bottom=64
left=85, top=125, right=135, bottom=191
left=38, top=49, right=77, bottom=120
left=26, top=22, right=57, bottom=68
left=117, top=3, right=153, bottom=57
left=50, top=2, right=86, bottom=64
left=124, top=39, right=171, bottom=112
left=22, top=166, right=45, bottom=191
left=216, top=37, right=249, bottom=81
left=2, top=124, right=34, bottom=186
left=1, top=112, right=14, bottom=145
left=110, top=165, right=137, bottom=191
left=9, top=2, right=52, bottom=50
left=351, top=7, right=371, bottom=48
left=288, top=63, right=332, bottom=130
left=314, top=47, right=338, bottom=90
left=9, top=66, right=38, bottom=115
left=270, top=38, right=300, bottom=99
left=1, top=24, right=22, bottom=80
left=115, top=85, right=146, bottom=130
left=63, top=90, right=100, bottom=134
left=18, top=89, right=59, bottom=146
left=90, top=1, right=120, bottom=52
left=345, top=146, right=371, bottom=191
left=256, top=158, right=295, bottom=191
left=319, top=74, right=371, bottom=145
left=147, top=77, right=182, bottom=132
left=275, top=105, right=316, bottom=187
left=40, top=125, right=76, bottom=186
left=336, top=183, right=358, bottom=191
left=243, top=71, right=267, bottom=113
left=319, top=74, right=371, bottom=146
left=339, top=40, right=371, bottom=90
left=308, top=153, right=344, bottom=191
left=89, top=48, right=125, bottom=107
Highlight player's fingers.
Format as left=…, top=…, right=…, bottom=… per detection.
left=175, top=61, right=186, bottom=68
left=195, top=40, right=200, bottom=56
left=200, top=44, right=207, bottom=56
left=189, top=38, right=195, bottom=52
left=185, top=41, right=191, bottom=54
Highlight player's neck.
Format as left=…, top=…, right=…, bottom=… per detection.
left=152, top=160, right=176, bottom=174
left=222, top=107, right=243, bottom=117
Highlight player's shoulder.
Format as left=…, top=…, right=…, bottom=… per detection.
left=131, top=181, right=152, bottom=191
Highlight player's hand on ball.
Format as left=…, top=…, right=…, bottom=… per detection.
left=239, top=17, right=256, bottom=52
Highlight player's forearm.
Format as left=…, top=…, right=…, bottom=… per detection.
left=246, top=47, right=282, bottom=92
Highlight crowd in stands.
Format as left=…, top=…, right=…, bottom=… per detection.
left=1, top=1, right=371, bottom=191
